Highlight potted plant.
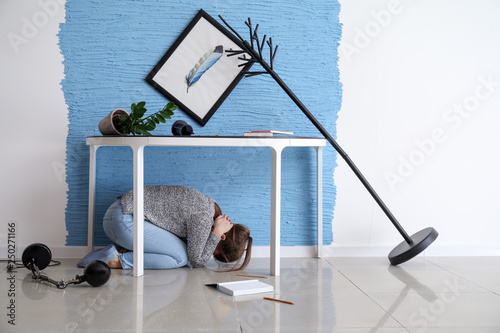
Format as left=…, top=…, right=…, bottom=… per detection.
left=99, top=101, right=177, bottom=136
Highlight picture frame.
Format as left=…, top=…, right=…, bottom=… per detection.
left=145, top=9, right=252, bottom=126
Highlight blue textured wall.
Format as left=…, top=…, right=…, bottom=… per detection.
left=59, top=1, right=342, bottom=246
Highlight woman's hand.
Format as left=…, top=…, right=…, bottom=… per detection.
left=212, top=214, right=233, bottom=238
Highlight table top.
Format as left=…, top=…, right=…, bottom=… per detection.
left=86, top=135, right=327, bottom=148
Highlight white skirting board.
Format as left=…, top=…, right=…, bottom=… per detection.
left=2, top=244, right=500, bottom=260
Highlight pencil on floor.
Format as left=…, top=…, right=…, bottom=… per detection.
left=237, top=274, right=267, bottom=279
left=263, top=297, right=294, bottom=305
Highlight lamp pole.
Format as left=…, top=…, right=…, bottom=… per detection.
left=221, top=16, right=438, bottom=265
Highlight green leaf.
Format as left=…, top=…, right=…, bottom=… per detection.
left=130, top=101, right=147, bottom=118
left=130, top=123, right=149, bottom=136
left=152, top=115, right=160, bottom=124
left=147, top=119, right=156, bottom=129
left=135, top=108, right=147, bottom=119
left=157, top=114, right=166, bottom=123
left=160, top=110, right=173, bottom=119
left=166, top=102, right=177, bottom=110
left=136, top=128, right=152, bottom=136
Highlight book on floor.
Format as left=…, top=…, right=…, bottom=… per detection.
left=205, top=279, right=274, bottom=296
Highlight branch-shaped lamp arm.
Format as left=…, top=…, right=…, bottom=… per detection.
left=219, top=15, right=278, bottom=77
left=218, top=15, right=438, bottom=265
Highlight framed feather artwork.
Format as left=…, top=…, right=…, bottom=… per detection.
left=146, top=9, right=252, bottom=126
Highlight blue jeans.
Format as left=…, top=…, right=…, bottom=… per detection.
left=103, top=199, right=188, bottom=269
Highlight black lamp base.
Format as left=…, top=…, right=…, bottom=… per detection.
left=388, top=227, right=439, bottom=265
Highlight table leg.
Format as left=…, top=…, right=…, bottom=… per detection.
left=87, top=145, right=99, bottom=252
left=132, top=276, right=144, bottom=330
left=270, top=146, right=283, bottom=276
left=316, top=146, right=323, bottom=258
left=133, top=145, right=145, bottom=277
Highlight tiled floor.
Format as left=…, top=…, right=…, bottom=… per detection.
left=1, top=256, right=499, bottom=332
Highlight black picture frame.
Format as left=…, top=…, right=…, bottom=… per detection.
left=145, top=9, right=252, bottom=126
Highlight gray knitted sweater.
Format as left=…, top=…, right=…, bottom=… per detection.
left=120, top=185, right=220, bottom=268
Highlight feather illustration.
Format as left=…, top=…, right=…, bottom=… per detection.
left=186, top=45, right=223, bottom=92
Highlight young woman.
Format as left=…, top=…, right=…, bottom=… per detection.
left=78, top=185, right=252, bottom=271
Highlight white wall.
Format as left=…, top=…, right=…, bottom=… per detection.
left=1, top=0, right=499, bottom=259
left=334, top=0, right=500, bottom=256
left=0, top=0, right=69, bottom=256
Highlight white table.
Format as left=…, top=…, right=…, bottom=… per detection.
left=87, top=136, right=326, bottom=276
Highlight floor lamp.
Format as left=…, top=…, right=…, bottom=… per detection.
left=219, top=16, right=438, bottom=265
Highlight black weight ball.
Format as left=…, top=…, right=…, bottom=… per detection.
left=82, top=260, right=111, bottom=287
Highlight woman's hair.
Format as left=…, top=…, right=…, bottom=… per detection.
left=213, top=224, right=252, bottom=272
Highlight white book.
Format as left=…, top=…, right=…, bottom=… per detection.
left=243, top=132, right=273, bottom=136
left=206, top=279, right=274, bottom=296
left=243, top=130, right=294, bottom=137
left=251, top=130, right=294, bottom=135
